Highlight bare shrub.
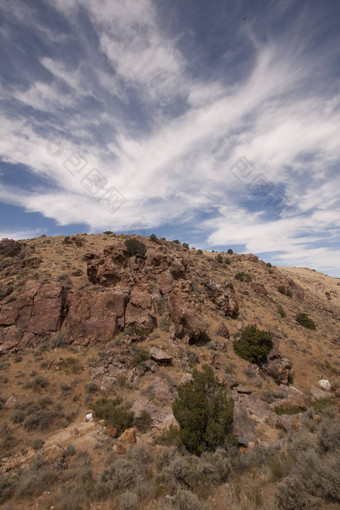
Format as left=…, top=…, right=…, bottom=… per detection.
left=118, top=490, right=139, bottom=510
left=99, top=459, right=135, bottom=495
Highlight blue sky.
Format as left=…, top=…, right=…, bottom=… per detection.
left=0, top=0, right=340, bottom=276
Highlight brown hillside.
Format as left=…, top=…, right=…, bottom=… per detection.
left=0, top=234, right=339, bottom=510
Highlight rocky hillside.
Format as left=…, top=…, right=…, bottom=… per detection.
left=0, top=233, right=339, bottom=510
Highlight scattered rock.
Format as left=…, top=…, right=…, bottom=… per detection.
left=85, top=413, right=93, bottom=422
left=216, top=323, right=230, bottom=338
left=119, top=428, right=137, bottom=443
left=318, top=379, right=331, bottom=391
left=4, top=395, right=17, bottom=409
left=107, top=427, right=118, bottom=438
left=113, top=442, right=126, bottom=454
left=150, top=346, right=173, bottom=363
left=236, top=386, right=252, bottom=394
left=232, top=400, right=258, bottom=442
left=310, top=386, right=329, bottom=400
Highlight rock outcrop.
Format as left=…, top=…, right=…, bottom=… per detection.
left=262, top=344, right=293, bottom=385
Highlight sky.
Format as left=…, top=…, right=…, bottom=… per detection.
left=0, top=0, right=340, bottom=276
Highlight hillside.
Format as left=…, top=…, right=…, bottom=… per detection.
left=0, top=233, right=339, bottom=510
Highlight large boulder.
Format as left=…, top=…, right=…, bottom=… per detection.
left=0, top=238, right=24, bottom=257
left=0, top=282, right=66, bottom=335
left=261, top=343, right=293, bottom=385
left=66, top=286, right=128, bottom=345
left=169, top=281, right=207, bottom=343
left=125, top=285, right=157, bottom=333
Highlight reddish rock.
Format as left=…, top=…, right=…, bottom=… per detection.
left=119, top=428, right=137, bottom=443
left=125, top=285, right=156, bottom=333
left=66, top=286, right=128, bottom=345
left=0, top=282, right=66, bottom=352
left=262, top=345, right=293, bottom=385
left=107, top=426, right=118, bottom=438
left=158, top=271, right=175, bottom=295
left=169, top=281, right=206, bottom=343
left=114, top=442, right=126, bottom=454
left=251, top=283, right=268, bottom=296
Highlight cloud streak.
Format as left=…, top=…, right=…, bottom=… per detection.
left=0, top=0, right=339, bottom=275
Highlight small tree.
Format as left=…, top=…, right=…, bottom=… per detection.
left=150, top=234, right=157, bottom=242
left=124, top=239, right=146, bottom=258
left=234, top=325, right=273, bottom=364
left=227, top=248, right=233, bottom=255
left=173, top=365, right=234, bottom=455
left=216, top=254, right=223, bottom=263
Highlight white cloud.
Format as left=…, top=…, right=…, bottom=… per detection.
left=0, top=0, right=339, bottom=275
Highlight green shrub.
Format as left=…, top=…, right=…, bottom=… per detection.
left=267, top=262, right=272, bottom=268
left=63, top=236, right=72, bottom=245
left=57, top=357, right=83, bottom=374
left=278, top=305, right=286, bottom=318
left=103, top=231, right=113, bottom=235
left=215, top=254, right=223, bottom=263
left=274, top=404, right=302, bottom=416
left=296, top=313, right=316, bottom=330
left=182, top=243, right=189, bottom=249
left=235, top=272, right=252, bottom=282
left=93, top=397, right=134, bottom=435
left=278, top=285, right=286, bottom=295
left=124, top=239, right=146, bottom=258
left=197, top=249, right=203, bottom=255
left=233, top=325, right=273, bottom=364
left=224, top=257, right=231, bottom=265
left=173, top=365, right=234, bottom=455
left=150, top=234, right=157, bottom=242
left=286, top=289, right=293, bottom=298
left=227, top=249, right=233, bottom=255
left=132, top=347, right=149, bottom=367
left=155, top=425, right=183, bottom=449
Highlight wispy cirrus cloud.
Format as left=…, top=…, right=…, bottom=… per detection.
left=0, top=0, right=340, bottom=274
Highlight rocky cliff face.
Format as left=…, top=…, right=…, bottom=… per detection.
left=0, top=236, right=240, bottom=352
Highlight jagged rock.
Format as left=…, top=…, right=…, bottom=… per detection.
left=150, top=347, right=172, bottom=363
left=131, top=397, right=178, bottom=430
left=0, top=238, right=24, bottom=257
left=147, top=376, right=176, bottom=402
left=125, top=285, right=157, bottom=333
left=119, top=428, right=137, bottom=443
left=204, top=281, right=239, bottom=318
left=66, top=286, right=128, bottom=345
left=318, top=379, right=331, bottom=391
left=251, top=283, right=268, bottom=296
left=169, top=281, right=207, bottom=343
left=158, top=271, right=175, bottom=295
left=262, top=344, right=293, bottom=385
left=216, top=323, right=230, bottom=338
left=233, top=400, right=258, bottom=442
left=0, top=284, right=13, bottom=301
left=0, top=282, right=66, bottom=352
